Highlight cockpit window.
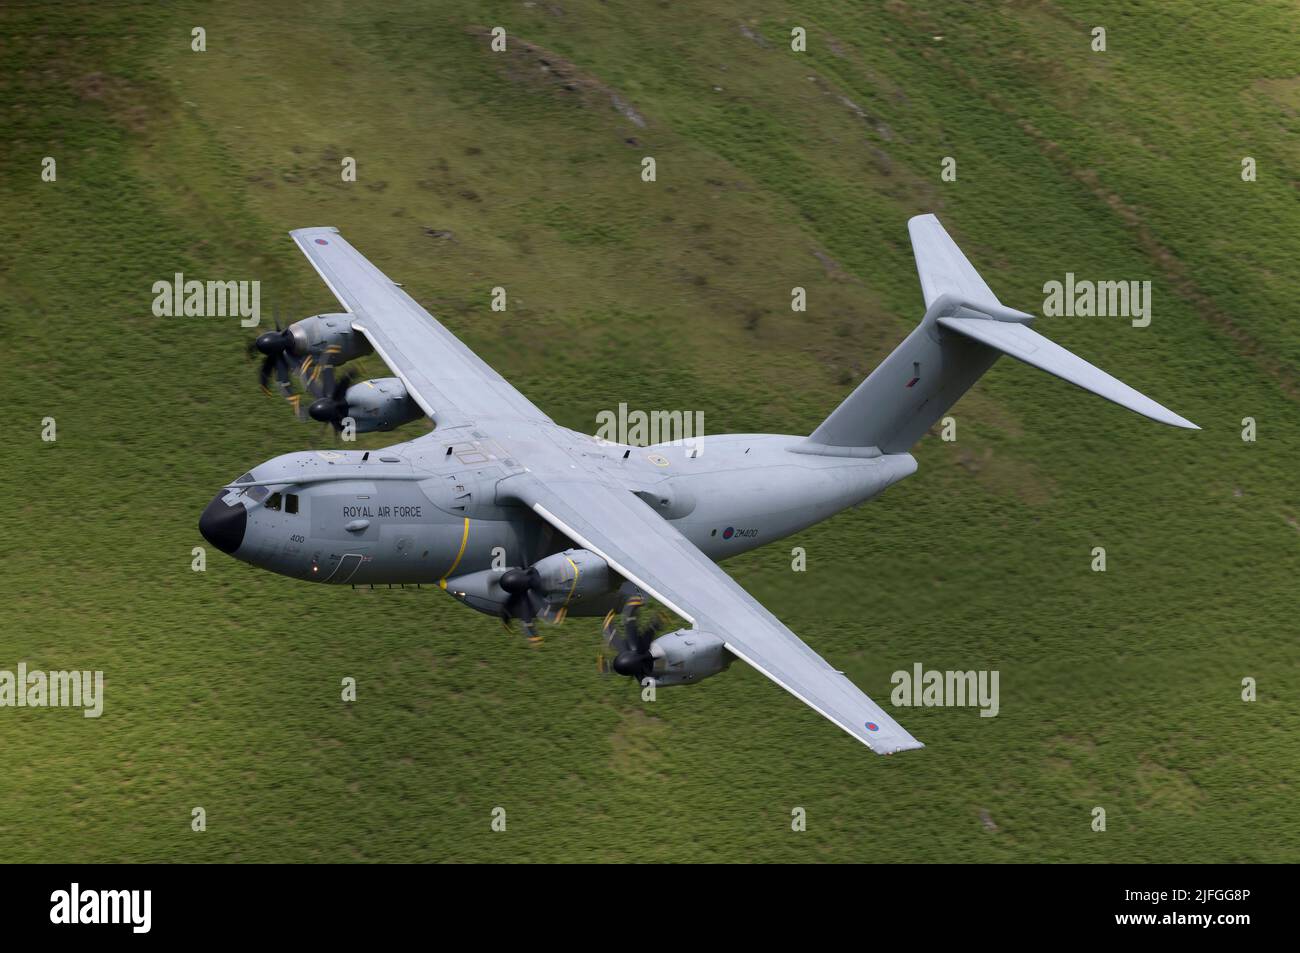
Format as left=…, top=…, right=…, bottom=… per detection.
left=246, top=485, right=269, bottom=502
left=285, top=493, right=299, bottom=515
left=235, top=473, right=254, bottom=483
left=265, top=492, right=282, bottom=511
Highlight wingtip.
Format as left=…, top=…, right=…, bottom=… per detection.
left=289, top=226, right=340, bottom=238
left=1154, top=409, right=1200, bottom=430
left=877, top=740, right=925, bottom=756
left=867, top=732, right=925, bottom=755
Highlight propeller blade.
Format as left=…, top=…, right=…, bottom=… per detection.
left=287, top=393, right=307, bottom=421
left=510, top=591, right=536, bottom=625
left=311, top=363, right=336, bottom=400
left=522, top=618, right=542, bottom=645
left=498, top=566, right=554, bottom=643
left=637, top=617, right=662, bottom=654
left=602, top=610, right=628, bottom=653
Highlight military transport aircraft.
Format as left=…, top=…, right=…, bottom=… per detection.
left=200, top=215, right=1197, bottom=755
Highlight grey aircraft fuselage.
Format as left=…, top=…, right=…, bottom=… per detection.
left=201, top=418, right=916, bottom=618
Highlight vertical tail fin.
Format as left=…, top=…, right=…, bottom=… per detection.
left=802, top=215, right=1197, bottom=455
left=908, top=212, right=1009, bottom=315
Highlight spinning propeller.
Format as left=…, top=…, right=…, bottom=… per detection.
left=307, top=371, right=357, bottom=432
left=247, top=321, right=335, bottom=423
left=249, top=320, right=298, bottom=394
left=498, top=567, right=550, bottom=644
left=599, top=596, right=662, bottom=680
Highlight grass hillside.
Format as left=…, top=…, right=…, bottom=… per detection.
left=0, top=0, right=1295, bottom=862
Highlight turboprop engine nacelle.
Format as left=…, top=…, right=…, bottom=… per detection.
left=649, top=629, right=733, bottom=686
left=530, top=549, right=615, bottom=609
left=288, top=313, right=374, bottom=364
left=335, top=378, right=423, bottom=433
left=444, top=549, right=616, bottom=618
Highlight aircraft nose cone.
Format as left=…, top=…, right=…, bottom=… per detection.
left=199, top=492, right=247, bottom=554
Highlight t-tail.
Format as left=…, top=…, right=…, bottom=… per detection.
left=801, top=214, right=1197, bottom=455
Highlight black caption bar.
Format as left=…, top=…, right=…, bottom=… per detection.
left=0, top=863, right=1280, bottom=940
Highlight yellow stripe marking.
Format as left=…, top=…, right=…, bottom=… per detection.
left=559, top=556, right=581, bottom=611
left=438, top=518, right=471, bottom=588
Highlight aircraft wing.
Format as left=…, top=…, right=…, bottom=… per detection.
left=499, top=473, right=923, bottom=755
left=289, top=226, right=553, bottom=427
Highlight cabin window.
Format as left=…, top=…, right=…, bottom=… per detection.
left=265, top=492, right=282, bottom=511
left=285, top=494, right=299, bottom=515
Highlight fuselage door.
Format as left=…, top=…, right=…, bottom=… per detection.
left=323, top=553, right=365, bottom=584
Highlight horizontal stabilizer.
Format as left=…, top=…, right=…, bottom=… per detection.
left=937, top=316, right=1199, bottom=429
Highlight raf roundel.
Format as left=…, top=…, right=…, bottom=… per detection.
left=314, top=238, right=329, bottom=245
left=722, top=527, right=734, bottom=539
left=865, top=722, right=879, bottom=732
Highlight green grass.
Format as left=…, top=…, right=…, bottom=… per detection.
left=0, top=0, right=1296, bottom=862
